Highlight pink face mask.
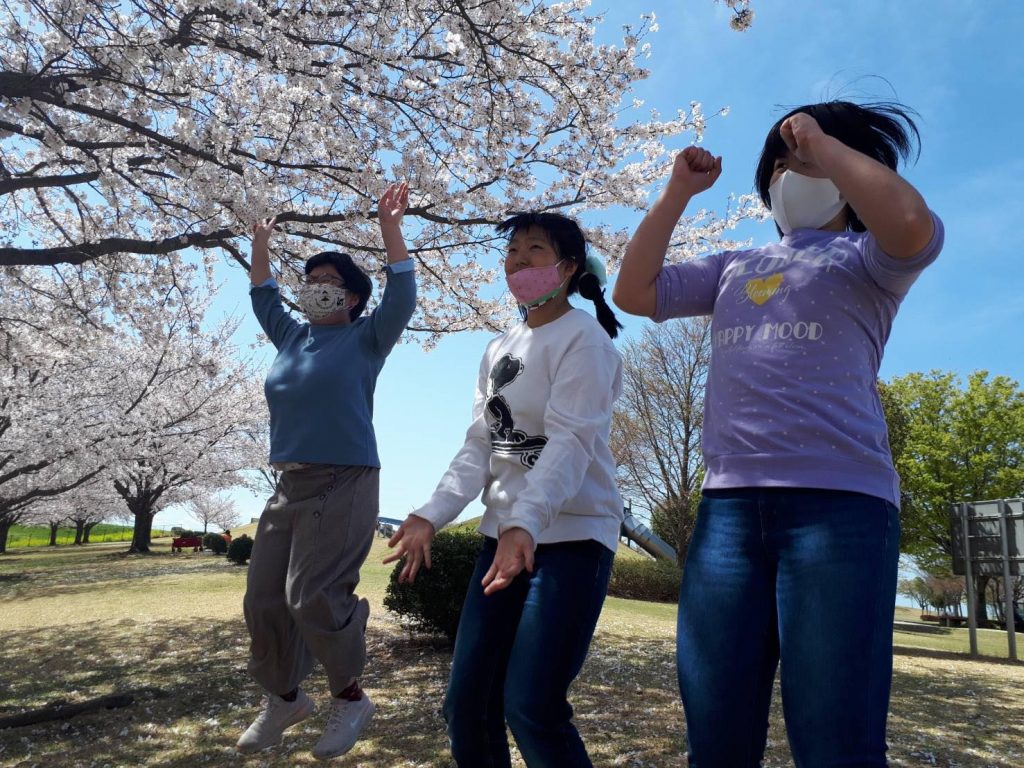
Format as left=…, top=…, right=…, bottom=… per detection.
left=507, top=260, right=569, bottom=307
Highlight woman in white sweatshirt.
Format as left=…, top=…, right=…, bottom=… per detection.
left=384, top=211, right=624, bottom=767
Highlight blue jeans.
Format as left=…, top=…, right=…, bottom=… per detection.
left=444, top=536, right=614, bottom=768
left=677, top=488, right=900, bottom=767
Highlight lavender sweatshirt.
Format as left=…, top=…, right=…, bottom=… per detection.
left=654, top=214, right=944, bottom=506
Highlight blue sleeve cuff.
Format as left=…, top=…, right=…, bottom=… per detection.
left=250, top=277, right=279, bottom=291
left=387, top=259, right=415, bottom=274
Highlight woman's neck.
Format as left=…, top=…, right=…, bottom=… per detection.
left=309, top=310, right=351, bottom=327
left=525, top=295, right=572, bottom=328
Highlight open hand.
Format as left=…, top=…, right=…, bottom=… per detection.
left=383, top=514, right=435, bottom=584
left=252, top=216, right=277, bottom=244
left=377, top=182, right=409, bottom=227
left=481, top=527, right=535, bottom=596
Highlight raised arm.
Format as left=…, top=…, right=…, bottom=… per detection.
left=781, top=113, right=933, bottom=259
left=613, top=147, right=722, bottom=317
left=248, top=216, right=300, bottom=347
left=250, top=216, right=275, bottom=285
left=369, top=182, right=417, bottom=355
left=379, top=182, right=411, bottom=266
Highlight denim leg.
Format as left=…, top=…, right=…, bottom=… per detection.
left=503, top=539, right=614, bottom=768
left=771, top=490, right=900, bottom=768
left=444, top=538, right=528, bottom=768
left=677, top=490, right=779, bottom=768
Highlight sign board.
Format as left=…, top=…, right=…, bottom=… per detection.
left=949, top=498, right=1022, bottom=660
left=950, top=498, right=1024, bottom=576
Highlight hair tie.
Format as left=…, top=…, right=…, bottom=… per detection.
left=584, top=254, right=607, bottom=286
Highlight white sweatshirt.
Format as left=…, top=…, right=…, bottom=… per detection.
left=414, top=308, right=624, bottom=552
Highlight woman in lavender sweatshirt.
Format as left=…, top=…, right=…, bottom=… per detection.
left=613, top=101, right=943, bottom=767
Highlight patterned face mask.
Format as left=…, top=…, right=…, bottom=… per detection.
left=297, top=282, right=349, bottom=320
left=506, top=260, right=569, bottom=307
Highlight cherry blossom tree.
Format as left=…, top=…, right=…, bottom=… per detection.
left=0, top=273, right=119, bottom=553
left=28, top=473, right=127, bottom=545
left=0, top=259, right=264, bottom=553
left=106, top=303, right=265, bottom=553
left=63, top=481, right=119, bottom=545
left=719, top=0, right=755, bottom=31
left=242, top=415, right=278, bottom=499
left=1, top=0, right=759, bottom=342
left=187, top=491, right=241, bottom=535
left=36, top=502, right=68, bottom=546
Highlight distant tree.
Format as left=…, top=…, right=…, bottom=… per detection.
left=882, top=370, right=1024, bottom=623
left=611, top=318, right=712, bottom=564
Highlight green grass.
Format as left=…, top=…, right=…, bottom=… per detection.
left=892, top=605, right=1019, bottom=659
left=893, top=621, right=1016, bottom=658
left=5, top=522, right=174, bottom=549
left=1, top=538, right=1022, bottom=767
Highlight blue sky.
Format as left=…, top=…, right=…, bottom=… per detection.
left=176, top=0, right=1024, bottom=532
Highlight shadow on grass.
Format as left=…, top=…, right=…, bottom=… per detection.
left=892, top=620, right=954, bottom=636
left=0, top=617, right=458, bottom=767
left=893, top=643, right=1023, bottom=667
left=0, top=550, right=242, bottom=601
left=1, top=613, right=1022, bottom=767
left=889, top=652, right=1024, bottom=764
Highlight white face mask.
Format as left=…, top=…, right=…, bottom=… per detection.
left=768, top=170, right=846, bottom=234
left=297, top=283, right=349, bottom=321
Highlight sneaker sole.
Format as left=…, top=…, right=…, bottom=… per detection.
left=312, top=701, right=376, bottom=760
left=235, top=699, right=315, bottom=754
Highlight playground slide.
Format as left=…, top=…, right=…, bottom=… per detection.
left=620, top=513, right=678, bottom=562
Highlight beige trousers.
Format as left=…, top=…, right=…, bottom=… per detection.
left=243, top=464, right=379, bottom=696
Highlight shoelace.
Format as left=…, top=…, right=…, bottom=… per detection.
left=256, top=696, right=285, bottom=723
left=324, top=699, right=354, bottom=731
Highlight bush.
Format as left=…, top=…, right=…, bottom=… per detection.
left=384, top=526, right=483, bottom=643
left=203, top=533, right=228, bottom=554
left=227, top=534, right=254, bottom=565
left=607, top=555, right=681, bottom=603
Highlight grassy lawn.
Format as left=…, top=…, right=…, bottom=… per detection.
left=892, top=606, right=1019, bottom=659
left=1, top=539, right=1022, bottom=767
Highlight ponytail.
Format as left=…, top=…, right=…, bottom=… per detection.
left=578, top=271, right=623, bottom=339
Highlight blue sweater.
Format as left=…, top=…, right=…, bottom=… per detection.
left=251, top=261, right=416, bottom=468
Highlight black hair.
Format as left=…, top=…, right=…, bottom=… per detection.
left=304, top=251, right=373, bottom=321
left=755, top=100, right=920, bottom=232
left=497, top=212, right=623, bottom=339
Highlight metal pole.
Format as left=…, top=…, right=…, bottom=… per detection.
left=999, top=500, right=1017, bottom=660
left=961, top=503, right=979, bottom=657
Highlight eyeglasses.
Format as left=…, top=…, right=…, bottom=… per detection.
left=300, top=275, right=346, bottom=288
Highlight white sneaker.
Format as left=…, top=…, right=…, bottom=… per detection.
left=236, top=690, right=314, bottom=754
left=312, top=694, right=375, bottom=760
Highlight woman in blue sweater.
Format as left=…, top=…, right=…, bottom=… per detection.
left=236, top=184, right=416, bottom=760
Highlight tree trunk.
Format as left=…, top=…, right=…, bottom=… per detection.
left=0, top=519, right=11, bottom=554
left=128, top=509, right=156, bottom=553
left=991, top=580, right=1005, bottom=623
left=974, top=575, right=991, bottom=628
left=48, top=522, right=59, bottom=546
left=82, top=521, right=99, bottom=544
left=73, top=519, right=85, bottom=545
